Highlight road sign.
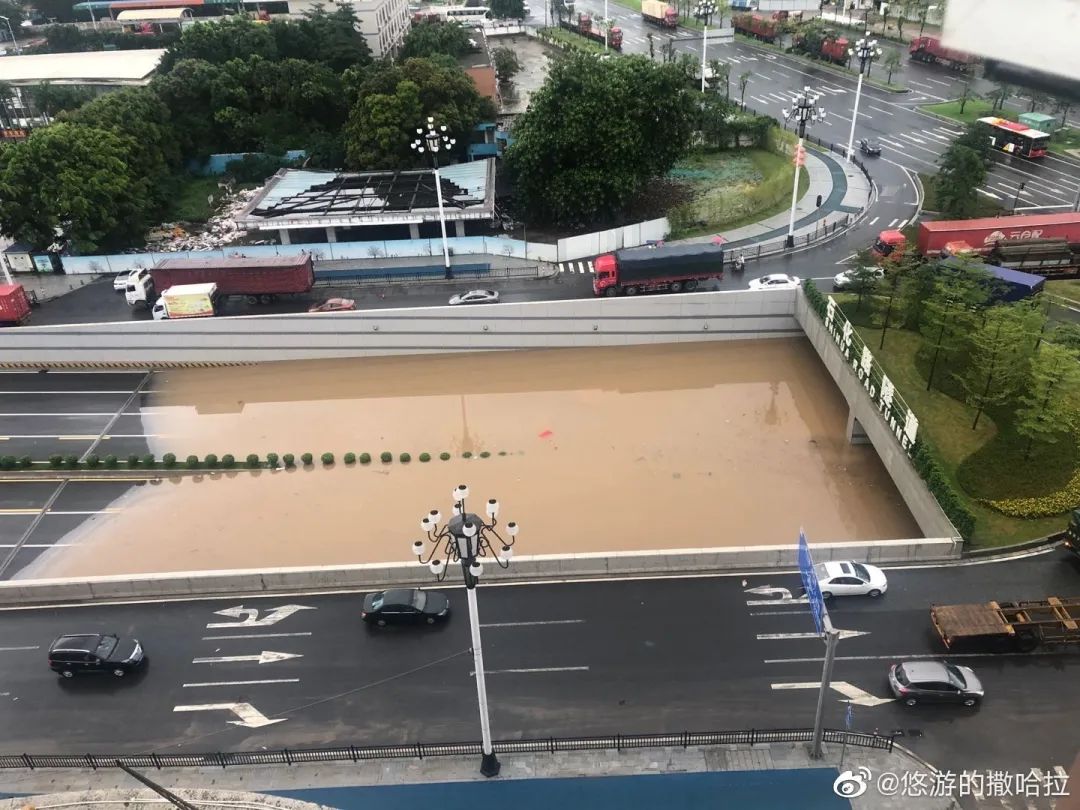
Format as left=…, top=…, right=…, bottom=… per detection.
left=797, top=530, right=825, bottom=634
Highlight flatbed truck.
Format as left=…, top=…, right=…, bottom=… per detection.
left=931, top=596, right=1080, bottom=652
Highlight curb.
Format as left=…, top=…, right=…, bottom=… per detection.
left=961, top=532, right=1065, bottom=558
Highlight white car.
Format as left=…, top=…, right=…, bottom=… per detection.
left=748, top=273, right=801, bottom=291
left=113, top=272, right=132, bottom=291
left=814, top=561, right=888, bottom=598
left=449, top=289, right=500, bottom=306
left=833, top=266, right=884, bottom=291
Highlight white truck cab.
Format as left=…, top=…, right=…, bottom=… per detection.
left=124, top=268, right=154, bottom=308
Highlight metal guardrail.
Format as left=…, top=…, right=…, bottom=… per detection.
left=0, top=728, right=894, bottom=770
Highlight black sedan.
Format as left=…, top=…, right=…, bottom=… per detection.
left=362, top=589, right=450, bottom=626
left=858, top=138, right=882, bottom=156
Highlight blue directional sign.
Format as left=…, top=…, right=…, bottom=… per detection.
left=797, top=530, right=825, bottom=635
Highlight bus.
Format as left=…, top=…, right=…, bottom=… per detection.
left=977, top=116, right=1050, bottom=159
left=434, top=5, right=491, bottom=22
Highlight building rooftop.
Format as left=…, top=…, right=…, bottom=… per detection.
left=116, top=7, right=192, bottom=20
left=0, top=49, right=166, bottom=86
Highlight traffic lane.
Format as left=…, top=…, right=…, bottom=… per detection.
left=46, top=479, right=146, bottom=512
left=0, top=482, right=64, bottom=509
left=0, top=392, right=134, bottom=414
left=0, top=370, right=146, bottom=393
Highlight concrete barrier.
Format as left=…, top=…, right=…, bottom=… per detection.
left=795, top=290, right=960, bottom=542
left=0, top=290, right=801, bottom=367
left=0, top=537, right=959, bottom=606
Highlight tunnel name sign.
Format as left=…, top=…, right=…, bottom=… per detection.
left=824, top=297, right=918, bottom=455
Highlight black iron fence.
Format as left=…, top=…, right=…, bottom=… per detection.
left=0, top=728, right=894, bottom=770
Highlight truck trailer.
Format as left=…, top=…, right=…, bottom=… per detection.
left=151, top=283, right=219, bottom=321
left=871, top=213, right=1080, bottom=264
left=0, top=283, right=31, bottom=326
left=985, top=238, right=1080, bottom=280
left=592, top=243, right=724, bottom=296
left=641, top=0, right=677, bottom=29
left=908, top=36, right=977, bottom=71
left=937, top=256, right=1045, bottom=302
left=560, top=13, right=622, bottom=49
left=126, top=255, right=315, bottom=309
left=931, top=597, right=1080, bottom=652
left=732, top=12, right=781, bottom=43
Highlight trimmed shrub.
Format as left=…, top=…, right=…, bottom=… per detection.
left=911, top=441, right=975, bottom=541
left=440, top=452, right=451, bottom=461
left=222, top=454, right=236, bottom=468
left=18, top=455, right=32, bottom=468
left=127, top=454, right=140, bottom=468
left=419, top=452, right=431, bottom=462
left=63, top=454, right=79, bottom=468
left=498, top=451, right=507, bottom=456
left=0, top=456, right=15, bottom=470
left=186, top=455, right=200, bottom=469
left=205, top=453, right=220, bottom=468
left=301, top=452, right=314, bottom=466
left=283, top=453, right=296, bottom=468
left=266, top=452, right=279, bottom=468
left=359, top=452, right=371, bottom=464
left=480, top=451, right=491, bottom=458
left=104, top=455, right=118, bottom=468
left=321, top=452, right=334, bottom=465
left=162, top=453, right=177, bottom=468
left=380, top=452, right=392, bottom=463
left=344, top=452, right=356, bottom=464
left=463, top=451, right=473, bottom=459
left=400, top=452, right=411, bottom=463
left=85, top=454, right=100, bottom=468
left=142, top=454, right=156, bottom=468
left=49, top=454, right=63, bottom=468
left=246, top=454, right=260, bottom=469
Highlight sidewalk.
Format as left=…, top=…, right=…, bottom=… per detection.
left=0, top=741, right=956, bottom=809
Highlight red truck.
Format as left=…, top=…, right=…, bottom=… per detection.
left=908, top=36, right=977, bottom=71
left=641, top=0, right=678, bottom=29
left=0, top=283, right=31, bottom=326
left=872, top=213, right=1080, bottom=263
left=125, top=255, right=315, bottom=309
left=733, top=12, right=782, bottom=43
left=561, top=13, right=623, bottom=50
left=792, top=29, right=850, bottom=66
left=592, top=243, right=724, bottom=296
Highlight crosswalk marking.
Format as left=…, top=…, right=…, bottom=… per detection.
left=558, top=261, right=594, bottom=274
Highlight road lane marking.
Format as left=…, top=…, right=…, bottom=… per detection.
left=749, top=610, right=811, bottom=616
left=207, top=604, right=316, bottom=628
left=480, top=620, right=585, bottom=628
left=47, top=510, right=122, bottom=515
left=0, top=509, right=42, bottom=515
left=0, top=544, right=77, bottom=548
left=0, top=645, right=40, bottom=651
left=765, top=650, right=1075, bottom=664
left=897, top=218, right=908, bottom=229
left=746, top=597, right=809, bottom=606
left=174, top=702, right=285, bottom=728
left=867, top=217, right=879, bottom=226
left=867, top=105, right=894, bottom=116
left=757, top=630, right=868, bottom=640
left=978, top=188, right=1002, bottom=199
left=771, top=681, right=893, bottom=707
left=0, top=413, right=116, bottom=417
left=472, top=666, right=589, bottom=675
left=888, top=219, right=899, bottom=227
left=193, top=651, right=303, bottom=665
left=202, top=632, right=313, bottom=640
left=0, top=391, right=136, bottom=395
left=182, top=678, right=300, bottom=687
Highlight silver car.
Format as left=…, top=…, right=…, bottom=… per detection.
left=449, top=289, right=500, bottom=306
left=833, top=266, right=884, bottom=291
left=888, top=660, right=984, bottom=707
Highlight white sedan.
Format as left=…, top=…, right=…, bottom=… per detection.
left=748, top=273, right=801, bottom=291
left=814, top=561, right=888, bottom=598
left=113, top=272, right=131, bottom=291
left=449, top=289, right=500, bottom=306
left=833, top=266, right=884, bottom=291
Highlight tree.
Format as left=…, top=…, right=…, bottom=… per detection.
left=490, top=0, right=526, bottom=18
left=31, top=0, right=77, bottom=22
left=738, top=70, right=751, bottom=107
left=400, top=19, right=474, bottom=59
left=955, top=304, right=1043, bottom=429
left=847, top=264, right=883, bottom=312
left=492, top=47, right=522, bottom=85
left=1027, top=89, right=1052, bottom=113
left=507, top=54, right=696, bottom=227
left=882, top=49, right=902, bottom=84
left=708, top=59, right=730, bottom=97
left=919, top=259, right=991, bottom=390
left=551, top=0, right=570, bottom=25
left=344, top=58, right=494, bottom=169
left=987, top=82, right=1013, bottom=113
left=715, top=0, right=731, bottom=26
left=1015, top=342, right=1080, bottom=459
left=897, top=257, right=938, bottom=330
left=953, top=120, right=992, bottom=163
left=158, top=17, right=279, bottom=72
left=661, top=38, right=676, bottom=64
left=0, top=123, right=148, bottom=251
left=26, top=83, right=96, bottom=121
left=647, top=32, right=655, bottom=61
left=1053, top=96, right=1072, bottom=128
left=934, top=141, right=986, bottom=219
left=270, top=4, right=371, bottom=72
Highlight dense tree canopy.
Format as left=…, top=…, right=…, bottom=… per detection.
left=507, top=54, right=697, bottom=226
left=399, top=19, right=475, bottom=60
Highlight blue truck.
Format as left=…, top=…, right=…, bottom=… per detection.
left=938, top=256, right=1045, bottom=302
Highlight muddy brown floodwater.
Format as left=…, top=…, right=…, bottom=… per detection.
left=22, top=340, right=921, bottom=579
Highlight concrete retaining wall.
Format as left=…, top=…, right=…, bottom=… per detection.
left=0, top=290, right=801, bottom=366
left=795, top=290, right=960, bottom=542
left=0, top=537, right=958, bottom=606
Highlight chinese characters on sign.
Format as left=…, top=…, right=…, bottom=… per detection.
left=823, top=297, right=919, bottom=453
left=833, top=767, right=1070, bottom=800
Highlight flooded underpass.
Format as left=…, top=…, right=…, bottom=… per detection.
left=18, top=340, right=921, bottom=579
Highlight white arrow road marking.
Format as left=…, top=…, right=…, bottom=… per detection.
left=747, top=597, right=809, bottom=606
left=193, top=651, right=303, bottom=665
left=203, top=632, right=313, bottom=641
left=207, top=604, right=316, bottom=629
left=771, top=681, right=894, bottom=707
left=174, top=702, right=286, bottom=728
left=756, top=630, right=869, bottom=640
left=0, top=645, right=40, bottom=652
left=744, top=586, right=794, bottom=599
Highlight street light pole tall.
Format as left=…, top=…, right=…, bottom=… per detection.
left=782, top=86, right=826, bottom=249
left=604, top=0, right=609, bottom=51
left=413, top=484, right=520, bottom=778
left=411, top=117, right=456, bottom=281
left=696, top=1, right=717, bottom=94
left=845, top=36, right=882, bottom=162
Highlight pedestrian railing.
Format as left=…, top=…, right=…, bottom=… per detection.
left=0, top=728, right=895, bottom=770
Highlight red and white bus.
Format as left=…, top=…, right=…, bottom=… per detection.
left=977, top=116, right=1050, bottom=159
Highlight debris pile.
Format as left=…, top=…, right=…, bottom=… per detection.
left=144, top=187, right=271, bottom=252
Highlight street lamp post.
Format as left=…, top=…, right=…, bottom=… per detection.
left=844, top=36, right=882, bottom=162
left=413, top=484, right=520, bottom=778
left=696, top=1, right=717, bottom=94
left=782, top=87, right=826, bottom=249
left=0, top=16, right=20, bottom=54
left=411, top=117, right=456, bottom=281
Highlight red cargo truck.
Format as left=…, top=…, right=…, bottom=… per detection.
left=0, top=283, right=31, bottom=326
left=560, top=13, right=623, bottom=49
left=641, top=0, right=677, bottom=29
left=592, top=243, right=724, bottom=296
left=125, top=255, right=315, bottom=309
left=908, top=36, right=977, bottom=71
left=733, top=12, right=781, bottom=43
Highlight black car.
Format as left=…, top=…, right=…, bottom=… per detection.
left=858, top=138, right=882, bottom=156
left=48, top=633, right=145, bottom=678
left=888, top=661, right=984, bottom=707
left=362, top=589, right=450, bottom=626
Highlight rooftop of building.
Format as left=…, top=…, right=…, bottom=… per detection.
left=0, top=49, right=166, bottom=86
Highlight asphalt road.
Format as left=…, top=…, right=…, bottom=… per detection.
left=1, top=551, right=1078, bottom=777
